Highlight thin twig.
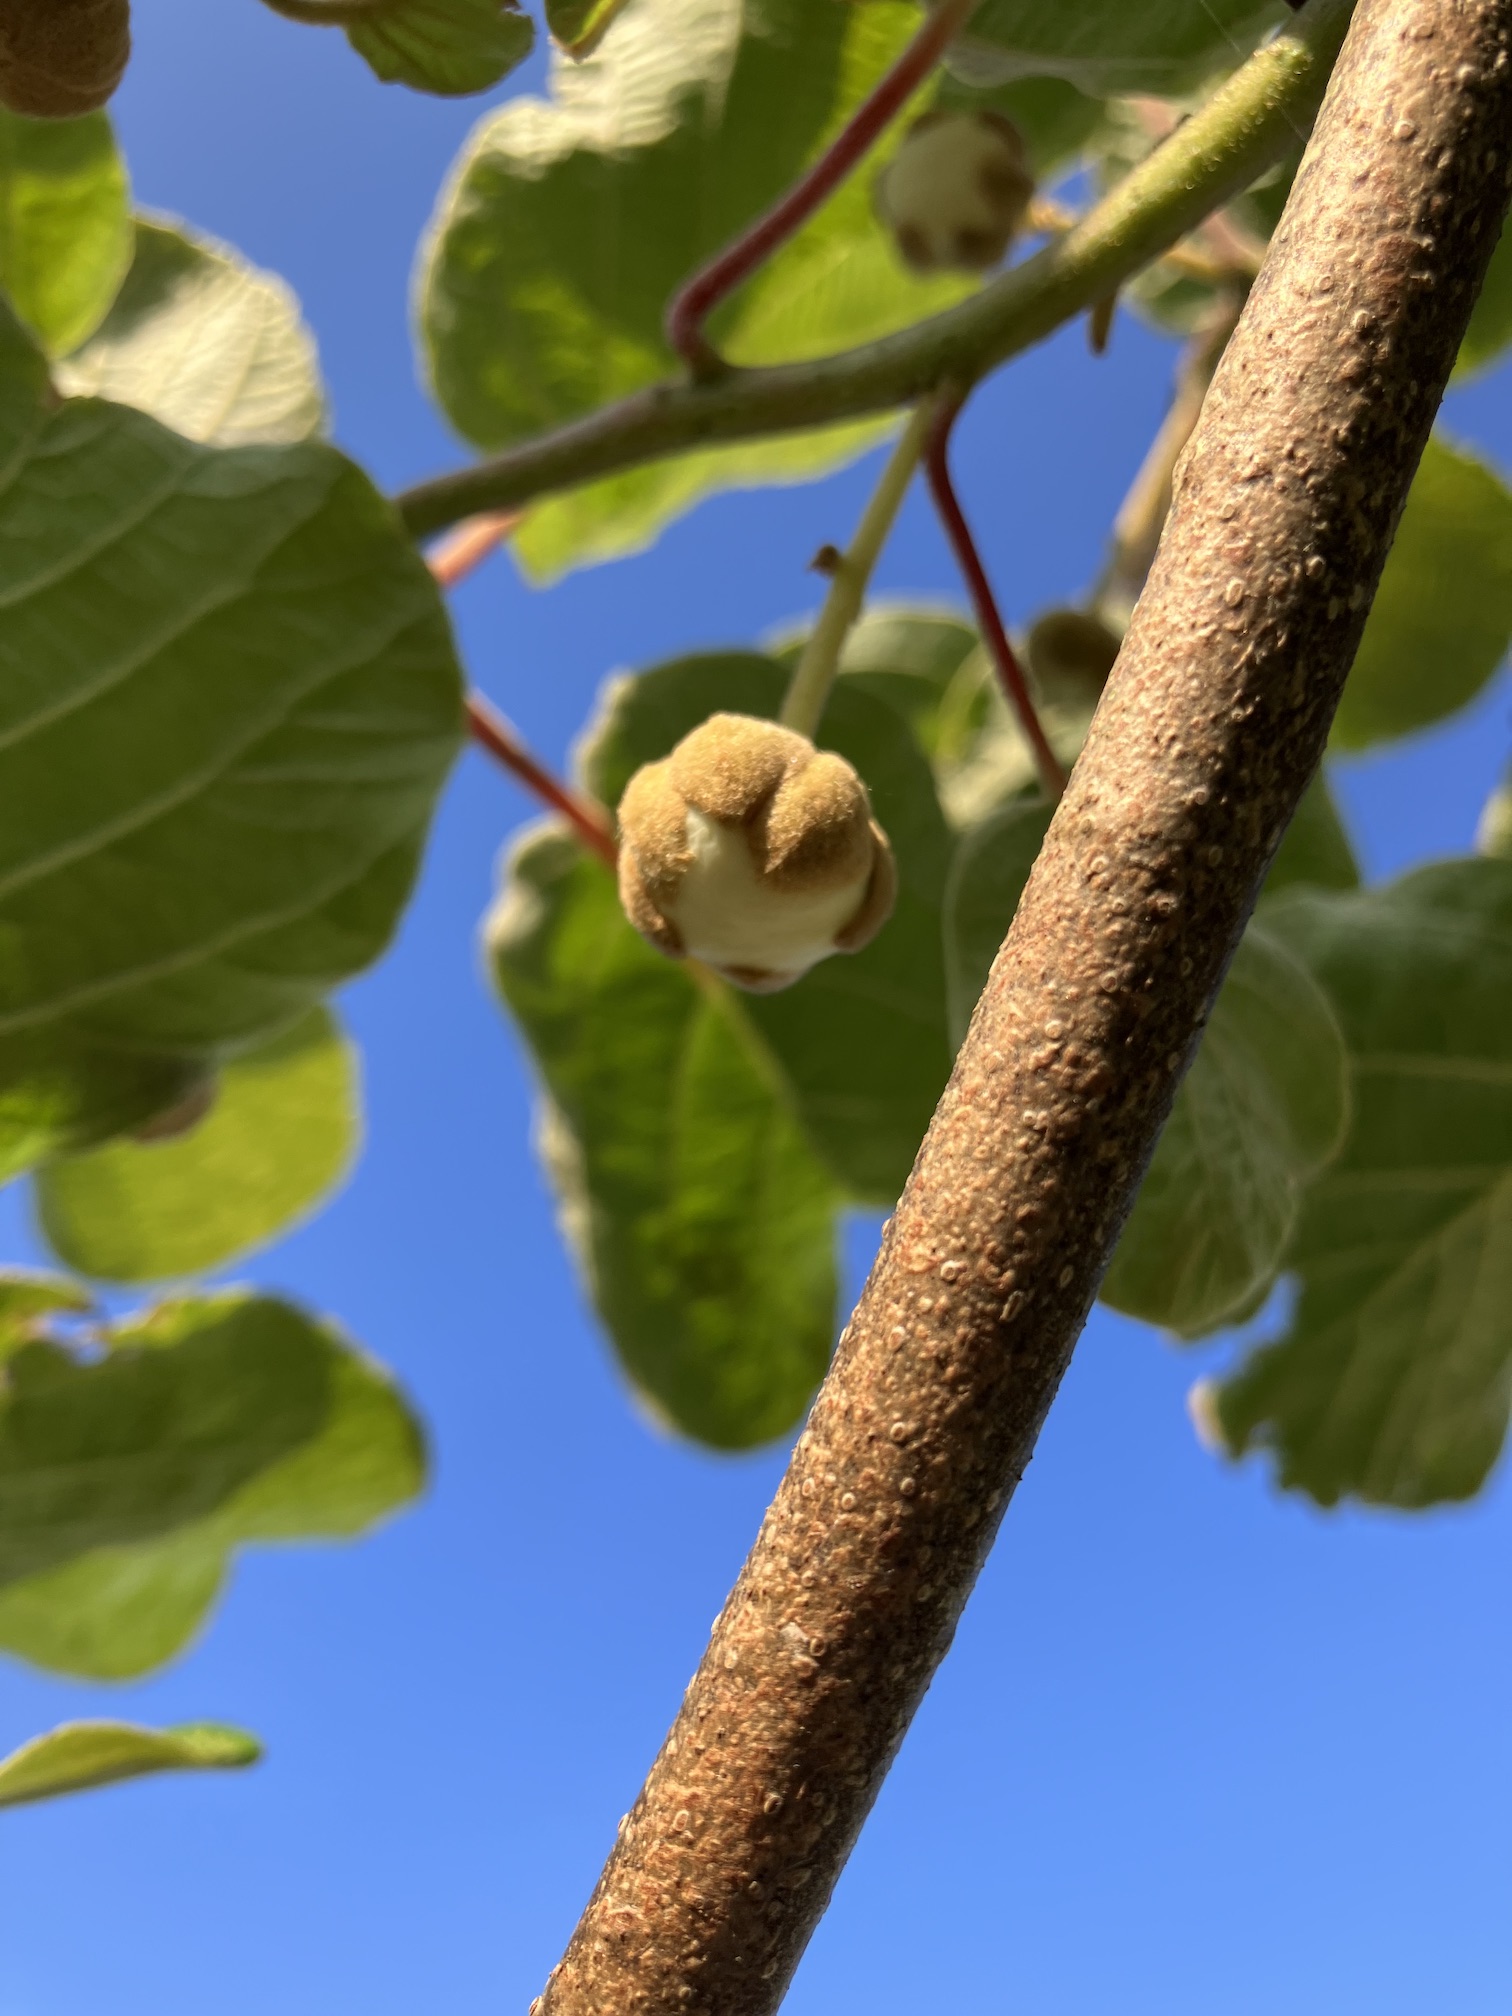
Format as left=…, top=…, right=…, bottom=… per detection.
left=397, top=0, right=1354, bottom=540
left=465, top=695, right=617, bottom=868
left=532, top=8, right=1512, bottom=2011
left=426, top=511, right=522, bottom=590
left=925, top=394, right=1067, bottom=800
left=423, top=517, right=614, bottom=860
left=779, top=402, right=936, bottom=740
left=665, top=0, right=977, bottom=376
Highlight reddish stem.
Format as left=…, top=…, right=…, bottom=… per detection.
left=465, top=694, right=619, bottom=869
left=426, top=510, right=522, bottom=590
left=665, top=0, right=976, bottom=375
left=925, top=397, right=1067, bottom=800
left=424, top=521, right=618, bottom=865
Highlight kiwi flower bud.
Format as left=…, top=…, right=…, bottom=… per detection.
left=616, top=713, right=897, bottom=992
left=875, top=108, right=1034, bottom=273
left=0, top=0, right=130, bottom=116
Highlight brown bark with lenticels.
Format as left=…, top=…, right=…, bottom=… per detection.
left=535, top=3, right=1512, bottom=2010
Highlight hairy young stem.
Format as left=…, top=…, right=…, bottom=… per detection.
left=397, top=0, right=1354, bottom=540
left=925, top=395, right=1066, bottom=799
left=466, top=695, right=617, bottom=867
left=533, top=5, right=1512, bottom=2012
left=779, top=402, right=935, bottom=740
left=665, top=0, right=976, bottom=375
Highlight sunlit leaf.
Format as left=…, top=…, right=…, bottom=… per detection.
left=0, top=1291, right=423, bottom=1676
left=56, top=214, right=325, bottom=445
left=421, top=0, right=974, bottom=577
left=0, top=349, right=463, bottom=1180
left=0, top=106, right=129, bottom=354
left=0, top=1719, right=259, bottom=1809
left=1333, top=436, right=1512, bottom=750
left=36, top=1007, right=360, bottom=1282
left=488, top=823, right=837, bottom=1449
left=1211, top=860, right=1512, bottom=1507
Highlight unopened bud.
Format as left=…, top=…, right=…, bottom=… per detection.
left=1025, top=608, right=1122, bottom=702
left=0, top=0, right=130, bottom=116
left=130, top=1073, right=217, bottom=1144
left=616, top=713, right=896, bottom=992
left=876, top=109, right=1034, bottom=274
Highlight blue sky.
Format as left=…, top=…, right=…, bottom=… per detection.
left=1, top=4, right=1509, bottom=2012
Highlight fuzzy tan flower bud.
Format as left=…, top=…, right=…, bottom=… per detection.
left=875, top=109, right=1034, bottom=274
left=0, top=0, right=130, bottom=116
left=616, top=713, right=896, bottom=992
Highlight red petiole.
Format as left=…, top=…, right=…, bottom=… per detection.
left=465, top=696, right=619, bottom=868
left=665, top=0, right=978, bottom=376
left=423, top=528, right=620, bottom=867
left=925, top=395, right=1068, bottom=801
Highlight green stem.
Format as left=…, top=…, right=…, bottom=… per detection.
left=778, top=401, right=935, bottom=740
left=395, top=0, right=1354, bottom=540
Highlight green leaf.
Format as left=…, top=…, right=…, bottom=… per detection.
left=940, top=795, right=1051, bottom=1049
left=35, top=1006, right=359, bottom=1282
left=1101, top=926, right=1349, bottom=1337
left=1260, top=769, right=1359, bottom=902
left=421, top=0, right=973, bottom=577
left=774, top=604, right=985, bottom=768
left=0, top=357, right=463, bottom=1181
left=580, top=651, right=956, bottom=1202
left=0, top=1719, right=260, bottom=1809
left=1455, top=214, right=1512, bottom=381
left=543, top=0, right=626, bottom=57
left=56, top=215, right=325, bottom=446
left=0, top=107, right=129, bottom=355
left=0, top=1290, right=423, bottom=1676
left=0, top=1267, right=92, bottom=1359
left=346, top=0, right=534, bottom=97
left=1333, top=436, right=1512, bottom=750
left=488, top=824, right=837, bottom=1449
left=955, top=0, right=1283, bottom=94
left=944, top=810, right=1351, bottom=1338
left=1212, top=860, right=1512, bottom=1507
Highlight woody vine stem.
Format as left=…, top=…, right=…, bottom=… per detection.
left=424, top=2, right=1512, bottom=2013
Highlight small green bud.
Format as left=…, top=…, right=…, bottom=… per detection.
left=875, top=109, right=1034, bottom=274
left=616, top=713, right=896, bottom=992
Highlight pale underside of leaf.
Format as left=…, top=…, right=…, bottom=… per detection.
left=56, top=214, right=326, bottom=447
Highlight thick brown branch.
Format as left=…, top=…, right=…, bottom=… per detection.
left=535, top=3, right=1512, bottom=2011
